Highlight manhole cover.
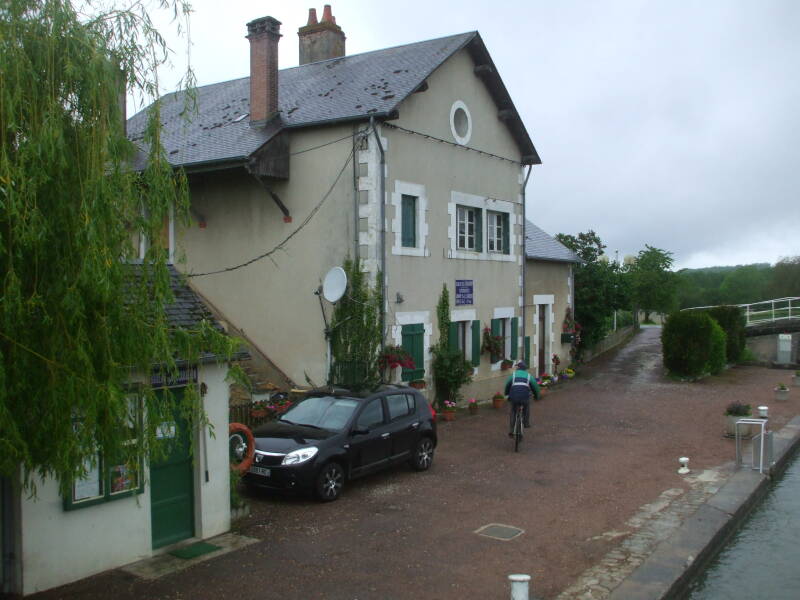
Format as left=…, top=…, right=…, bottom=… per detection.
left=474, top=523, right=524, bottom=541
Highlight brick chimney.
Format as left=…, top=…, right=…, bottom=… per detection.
left=246, top=16, right=282, bottom=126
left=298, top=5, right=345, bottom=65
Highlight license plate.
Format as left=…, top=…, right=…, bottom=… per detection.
left=249, top=466, right=271, bottom=477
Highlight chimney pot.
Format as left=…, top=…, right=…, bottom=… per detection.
left=246, top=16, right=282, bottom=126
left=298, top=5, right=345, bottom=65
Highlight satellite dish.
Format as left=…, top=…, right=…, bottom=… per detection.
left=322, top=267, right=347, bottom=303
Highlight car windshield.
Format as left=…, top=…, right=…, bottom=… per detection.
left=279, top=396, right=360, bottom=432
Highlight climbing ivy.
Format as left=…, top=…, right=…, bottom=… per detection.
left=0, top=1, right=238, bottom=494
left=329, top=258, right=383, bottom=390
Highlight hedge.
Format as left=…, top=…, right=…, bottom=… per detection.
left=706, top=305, right=746, bottom=362
left=662, top=311, right=727, bottom=378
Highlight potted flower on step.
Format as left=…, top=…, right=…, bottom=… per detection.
left=468, top=397, right=478, bottom=415
left=410, top=379, right=426, bottom=390
left=565, top=367, right=576, bottom=379
left=250, top=400, right=270, bottom=419
left=500, top=359, right=514, bottom=371
left=775, top=382, right=790, bottom=402
left=491, top=392, right=505, bottom=409
left=725, top=401, right=752, bottom=438
left=442, top=400, right=457, bottom=421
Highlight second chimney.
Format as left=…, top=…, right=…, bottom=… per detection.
left=247, top=16, right=282, bottom=126
left=298, top=5, right=345, bottom=65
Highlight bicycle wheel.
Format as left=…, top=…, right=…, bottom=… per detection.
left=514, top=407, right=523, bottom=452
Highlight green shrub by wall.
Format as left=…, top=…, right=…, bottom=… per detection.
left=707, top=319, right=727, bottom=375
left=706, top=305, right=745, bottom=362
left=662, top=311, right=721, bottom=378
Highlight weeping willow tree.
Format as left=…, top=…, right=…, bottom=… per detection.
left=0, top=0, right=238, bottom=493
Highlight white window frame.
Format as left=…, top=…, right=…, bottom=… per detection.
left=487, top=210, right=505, bottom=254
left=491, top=306, right=516, bottom=370
left=390, top=180, right=428, bottom=257
left=448, top=192, right=517, bottom=262
left=456, top=205, right=478, bottom=251
left=449, top=100, right=472, bottom=146
left=451, top=308, right=477, bottom=375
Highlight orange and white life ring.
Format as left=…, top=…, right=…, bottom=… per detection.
left=229, top=422, right=255, bottom=474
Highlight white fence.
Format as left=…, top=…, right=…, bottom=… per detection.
left=684, top=297, right=800, bottom=327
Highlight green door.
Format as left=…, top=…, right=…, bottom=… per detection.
left=150, top=387, right=194, bottom=549
left=401, top=323, right=425, bottom=381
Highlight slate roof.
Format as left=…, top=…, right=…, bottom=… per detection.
left=525, top=220, right=581, bottom=264
left=127, top=31, right=539, bottom=170
left=164, top=265, right=222, bottom=331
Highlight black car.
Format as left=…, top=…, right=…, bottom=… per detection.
left=243, top=386, right=437, bottom=501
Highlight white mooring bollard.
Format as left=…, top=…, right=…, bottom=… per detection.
left=508, top=573, right=531, bottom=600
left=678, top=456, right=690, bottom=475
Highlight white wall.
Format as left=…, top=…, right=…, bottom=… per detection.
left=18, top=363, right=230, bottom=595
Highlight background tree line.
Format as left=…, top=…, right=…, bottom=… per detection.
left=676, top=257, right=800, bottom=308
left=557, top=229, right=799, bottom=361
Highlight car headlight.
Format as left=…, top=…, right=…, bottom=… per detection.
left=282, top=447, right=319, bottom=465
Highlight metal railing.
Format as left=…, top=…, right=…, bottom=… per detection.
left=683, top=297, right=799, bottom=327
left=734, top=419, right=773, bottom=473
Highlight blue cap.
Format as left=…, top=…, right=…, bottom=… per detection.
left=516, top=361, right=527, bottom=370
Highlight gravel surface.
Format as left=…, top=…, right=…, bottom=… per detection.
left=29, top=327, right=800, bottom=600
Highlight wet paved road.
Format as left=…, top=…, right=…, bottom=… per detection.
left=30, top=328, right=800, bottom=600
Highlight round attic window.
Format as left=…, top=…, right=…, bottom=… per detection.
left=449, top=100, right=472, bottom=145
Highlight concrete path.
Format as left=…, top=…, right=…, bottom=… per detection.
left=29, top=328, right=800, bottom=599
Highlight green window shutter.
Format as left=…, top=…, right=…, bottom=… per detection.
left=471, top=320, right=481, bottom=367
left=524, top=335, right=531, bottom=366
left=490, top=318, right=501, bottom=363
left=475, top=208, right=483, bottom=252
left=502, top=213, right=510, bottom=254
left=401, top=195, right=416, bottom=247
left=510, top=317, right=519, bottom=360
left=448, top=322, right=458, bottom=352
left=401, top=323, right=425, bottom=381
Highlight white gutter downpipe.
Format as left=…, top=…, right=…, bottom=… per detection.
left=370, top=117, right=387, bottom=351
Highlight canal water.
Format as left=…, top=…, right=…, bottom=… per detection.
left=687, top=451, right=800, bottom=599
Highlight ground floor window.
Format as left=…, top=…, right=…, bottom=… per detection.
left=401, top=323, right=425, bottom=381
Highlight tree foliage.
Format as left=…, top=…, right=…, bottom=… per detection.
left=0, top=0, right=238, bottom=492
left=769, top=256, right=800, bottom=299
left=629, top=245, right=678, bottom=320
left=556, top=230, right=627, bottom=352
left=329, top=258, right=383, bottom=390
left=675, top=260, right=794, bottom=309
left=431, top=284, right=472, bottom=410
left=662, top=311, right=726, bottom=378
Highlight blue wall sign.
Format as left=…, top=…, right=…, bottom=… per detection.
left=455, top=280, right=474, bottom=306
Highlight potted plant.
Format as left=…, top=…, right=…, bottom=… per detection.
left=481, top=326, right=504, bottom=361
left=468, top=397, right=478, bottom=415
left=409, top=379, right=426, bottom=390
left=442, top=399, right=457, bottom=421
left=250, top=400, right=270, bottom=419
left=775, top=382, right=790, bottom=402
left=500, top=359, right=513, bottom=371
left=565, top=367, right=576, bottom=379
left=378, top=345, right=414, bottom=382
left=492, top=392, right=505, bottom=409
left=725, top=401, right=752, bottom=438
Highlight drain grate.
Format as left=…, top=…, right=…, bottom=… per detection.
left=474, top=523, right=524, bottom=541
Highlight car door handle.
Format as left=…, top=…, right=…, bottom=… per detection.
left=381, top=432, right=390, bottom=439
left=411, top=422, right=420, bottom=429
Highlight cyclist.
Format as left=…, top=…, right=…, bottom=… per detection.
left=504, top=360, right=540, bottom=437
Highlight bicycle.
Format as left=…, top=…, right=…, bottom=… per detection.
left=512, top=403, right=524, bottom=452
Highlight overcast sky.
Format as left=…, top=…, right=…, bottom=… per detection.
left=141, top=0, right=800, bottom=270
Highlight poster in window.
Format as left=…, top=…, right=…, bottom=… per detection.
left=73, top=456, right=102, bottom=501
left=110, top=463, right=137, bottom=494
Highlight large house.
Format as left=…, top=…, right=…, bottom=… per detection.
left=127, top=5, right=541, bottom=400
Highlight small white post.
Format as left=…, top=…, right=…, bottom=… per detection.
left=678, top=457, right=690, bottom=474
left=758, top=405, right=769, bottom=418
left=509, top=574, right=531, bottom=600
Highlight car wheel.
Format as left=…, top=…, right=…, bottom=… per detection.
left=411, top=437, right=434, bottom=471
left=315, top=462, right=344, bottom=502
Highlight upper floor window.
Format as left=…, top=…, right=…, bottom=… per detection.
left=487, top=211, right=510, bottom=254
left=401, top=194, right=417, bottom=248
left=457, top=205, right=481, bottom=251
